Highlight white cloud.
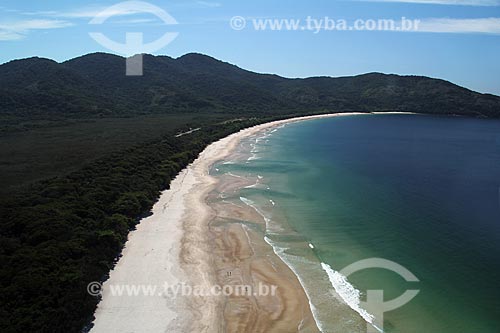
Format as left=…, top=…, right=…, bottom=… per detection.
left=0, top=31, right=24, bottom=41
left=112, top=18, right=158, bottom=24
left=416, top=17, right=500, bottom=33
left=0, top=19, right=73, bottom=41
left=21, top=10, right=59, bottom=16
left=361, top=0, right=500, bottom=5
left=195, top=1, right=222, bottom=7
left=21, top=1, right=222, bottom=20
left=51, top=8, right=157, bottom=19
left=6, top=19, right=73, bottom=30
left=21, top=6, right=165, bottom=19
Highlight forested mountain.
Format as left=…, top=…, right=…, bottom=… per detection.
left=1, top=52, right=499, bottom=131
left=1, top=52, right=499, bottom=333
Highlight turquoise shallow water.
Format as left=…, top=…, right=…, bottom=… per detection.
left=216, top=114, right=500, bottom=332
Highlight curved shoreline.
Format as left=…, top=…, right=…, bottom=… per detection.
left=175, top=113, right=357, bottom=332
left=90, top=112, right=411, bottom=332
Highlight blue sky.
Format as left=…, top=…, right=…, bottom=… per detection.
left=1, top=0, right=499, bottom=94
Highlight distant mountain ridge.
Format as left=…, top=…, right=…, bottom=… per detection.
left=1, top=52, right=499, bottom=128
left=1, top=53, right=499, bottom=333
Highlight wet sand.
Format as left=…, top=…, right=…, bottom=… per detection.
left=90, top=113, right=370, bottom=332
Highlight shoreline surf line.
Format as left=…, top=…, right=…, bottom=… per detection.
left=222, top=114, right=404, bottom=332
left=91, top=112, right=418, bottom=332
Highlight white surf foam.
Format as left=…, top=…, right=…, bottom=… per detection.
left=247, top=155, right=260, bottom=161
left=320, top=262, right=382, bottom=332
left=240, top=196, right=270, bottom=224
left=226, top=172, right=244, bottom=179
left=239, top=197, right=283, bottom=233
left=264, top=236, right=326, bottom=333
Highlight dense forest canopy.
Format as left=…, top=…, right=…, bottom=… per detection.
left=0, top=118, right=271, bottom=332
left=1, top=52, right=499, bottom=134
left=0, top=52, right=499, bottom=332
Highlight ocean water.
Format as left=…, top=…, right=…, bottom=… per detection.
left=214, top=114, right=500, bottom=332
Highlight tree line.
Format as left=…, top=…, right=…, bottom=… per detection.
left=0, top=117, right=271, bottom=332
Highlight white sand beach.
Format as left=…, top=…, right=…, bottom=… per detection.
left=89, top=112, right=378, bottom=332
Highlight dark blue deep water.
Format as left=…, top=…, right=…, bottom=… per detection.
left=235, top=114, right=500, bottom=332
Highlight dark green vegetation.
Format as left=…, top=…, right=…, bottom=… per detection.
left=2, top=52, right=499, bottom=193
left=2, top=53, right=499, bottom=134
left=0, top=52, right=499, bottom=332
left=0, top=118, right=274, bottom=333
left=0, top=113, right=226, bottom=193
